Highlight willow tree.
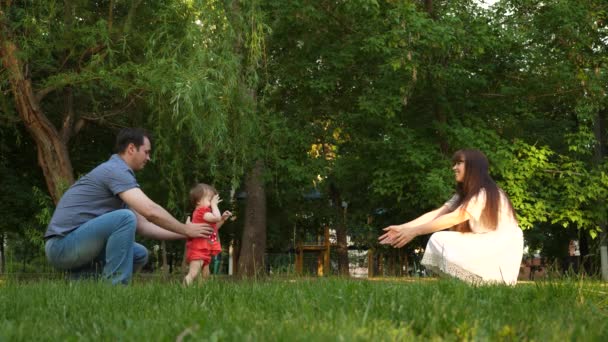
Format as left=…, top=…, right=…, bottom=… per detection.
left=1, top=0, right=270, bottom=272
left=1, top=1, right=76, bottom=203
left=0, top=0, right=258, bottom=199
left=226, top=0, right=272, bottom=278
left=153, top=0, right=271, bottom=278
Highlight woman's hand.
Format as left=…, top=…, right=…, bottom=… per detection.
left=378, top=225, right=418, bottom=248
left=378, top=225, right=402, bottom=245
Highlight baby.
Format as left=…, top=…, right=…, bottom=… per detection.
left=184, top=183, right=232, bottom=285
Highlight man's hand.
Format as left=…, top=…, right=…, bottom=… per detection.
left=184, top=216, right=214, bottom=238
left=185, top=223, right=214, bottom=238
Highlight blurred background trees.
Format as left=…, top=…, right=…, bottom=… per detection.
left=1, top=0, right=606, bottom=278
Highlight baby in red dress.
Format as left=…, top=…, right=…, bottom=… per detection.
left=184, top=183, right=232, bottom=286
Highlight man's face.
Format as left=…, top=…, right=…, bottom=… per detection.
left=130, top=137, right=151, bottom=171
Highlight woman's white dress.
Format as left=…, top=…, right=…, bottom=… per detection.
left=420, top=190, right=524, bottom=285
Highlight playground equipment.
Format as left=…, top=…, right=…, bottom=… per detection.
left=367, top=248, right=411, bottom=277
left=295, top=226, right=331, bottom=276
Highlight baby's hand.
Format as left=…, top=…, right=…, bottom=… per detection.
left=211, top=194, right=222, bottom=205
left=221, top=210, right=233, bottom=221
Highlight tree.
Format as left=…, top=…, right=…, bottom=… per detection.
left=262, top=0, right=608, bottom=278
left=1, top=0, right=254, bottom=199
left=1, top=0, right=268, bottom=272
left=0, top=125, right=47, bottom=273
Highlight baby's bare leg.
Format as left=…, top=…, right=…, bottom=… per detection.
left=184, top=260, right=203, bottom=286
left=202, top=264, right=211, bottom=279
left=196, top=263, right=211, bottom=286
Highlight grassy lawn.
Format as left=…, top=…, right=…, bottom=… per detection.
left=1, top=276, right=607, bottom=341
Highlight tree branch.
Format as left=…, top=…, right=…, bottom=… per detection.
left=79, top=91, right=142, bottom=122
left=60, top=86, right=74, bottom=144
left=480, top=88, right=580, bottom=99
left=543, top=169, right=584, bottom=176
left=78, top=44, right=106, bottom=70
left=36, top=74, right=106, bottom=102
left=0, top=114, right=20, bottom=124
left=35, top=86, right=58, bottom=103
left=317, top=2, right=355, bottom=35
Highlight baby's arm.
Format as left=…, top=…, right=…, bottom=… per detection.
left=203, top=211, right=223, bottom=223
left=203, top=194, right=223, bottom=223
left=216, top=210, right=233, bottom=229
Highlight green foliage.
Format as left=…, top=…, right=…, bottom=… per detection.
left=138, top=0, right=274, bottom=214
left=0, top=126, right=50, bottom=265
left=23, top=187, right=54, bottom=250
left=2, top=0, right=268, bottom=212
left=258, top=0, right=608, bottom=261
left=3, top=0, right=608, bottom=265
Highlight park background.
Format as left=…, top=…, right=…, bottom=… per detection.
left=1, top=0, right=608, bottom=280
left=2, top=1, right=608, bottom=340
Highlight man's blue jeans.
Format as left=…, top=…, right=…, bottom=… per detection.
left=45, top=209, right=148, bottom=285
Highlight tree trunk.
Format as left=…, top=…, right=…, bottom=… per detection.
left=593, top=108, right=608, bottom=281
left=424, top=0, right=434, bottom=18
left=237, top=160, right=267, bottom=278
left=330, top=183, right=350, bottom=276
left=161, top=240, right=169, bottom=276
left=1, top=40, right=74, bottom=203
left=0, top=232, right=4, bottom=275
left=423, top=0, right=449, bottom=156
left=229, top=240, right=239, bottom=275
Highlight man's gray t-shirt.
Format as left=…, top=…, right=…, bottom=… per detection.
left=45, top=154, right=139, bottom=238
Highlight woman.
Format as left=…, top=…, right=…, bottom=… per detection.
left=378, top=149, right=524, bottom=284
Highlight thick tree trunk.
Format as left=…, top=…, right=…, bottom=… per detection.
left=330, top=183, right=350, bottom=276
left=237, top=160, right=267, bottom=278
left=1, top=40, right=74, bottom=203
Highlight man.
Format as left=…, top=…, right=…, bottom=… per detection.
left=44, top=128, right=213, bottom=284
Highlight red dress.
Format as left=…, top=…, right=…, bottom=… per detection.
left=185, top=206, right=222, bottom=264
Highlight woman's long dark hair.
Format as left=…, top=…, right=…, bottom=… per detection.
left=450, top=149, right=517, bottom=232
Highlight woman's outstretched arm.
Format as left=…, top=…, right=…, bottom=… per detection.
left=413, top=209, right=469, bottom=236
left=399, top=205, right=453, bottom=229
left=379, top=208, right=470, bottom=248
left=378, top=205, right=451, bottom=244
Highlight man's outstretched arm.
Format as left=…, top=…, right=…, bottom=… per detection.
left=134, top=211, right=189, bottom=240
left=119, top=188, right=213, bottom=238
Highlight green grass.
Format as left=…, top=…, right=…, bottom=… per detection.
left=1, top=276, right=607, bottom=341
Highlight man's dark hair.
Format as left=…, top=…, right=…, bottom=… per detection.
left=114, top=128, right=153, bottom=154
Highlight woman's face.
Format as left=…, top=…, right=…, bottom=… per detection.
left=452, top=159, right=465, bottom=183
